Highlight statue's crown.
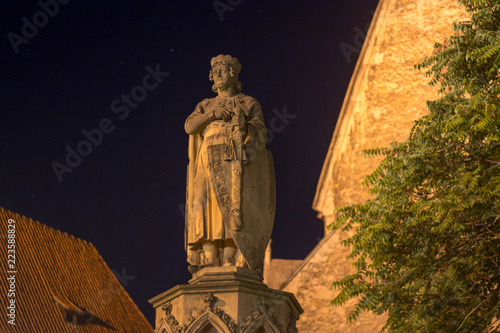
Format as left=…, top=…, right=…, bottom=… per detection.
left=210, top=54, right=241, bottom=75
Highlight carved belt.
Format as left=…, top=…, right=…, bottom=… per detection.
left=202, top=121, right=231, bottom=138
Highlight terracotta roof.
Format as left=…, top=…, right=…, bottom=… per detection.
left=0, top=207, right=154, bottom=332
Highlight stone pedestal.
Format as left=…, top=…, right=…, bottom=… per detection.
left=149, top=267, right=303, bottom=333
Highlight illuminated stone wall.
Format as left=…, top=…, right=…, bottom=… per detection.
left=313, top=0, right=468, bottom=230
left=281, top=0, right=467, bottom=332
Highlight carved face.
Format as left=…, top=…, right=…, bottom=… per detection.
left=213, top=65, right=234, bottom=91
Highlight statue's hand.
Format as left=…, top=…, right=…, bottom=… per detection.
left=214, top=107, right=232, bottom=121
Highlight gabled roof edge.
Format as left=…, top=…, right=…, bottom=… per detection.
left=312, top=0, right=389, bottom=215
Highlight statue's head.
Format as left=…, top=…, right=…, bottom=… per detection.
left=209, top=54, right=242, bottom=93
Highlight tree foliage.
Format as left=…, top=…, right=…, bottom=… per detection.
left=330, top=1, right=500, bottom=331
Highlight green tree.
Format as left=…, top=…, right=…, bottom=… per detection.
left=331, top=1, right=500, bottom=331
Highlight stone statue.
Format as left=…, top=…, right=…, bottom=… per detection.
left=184, top=55, right=275, bottom=273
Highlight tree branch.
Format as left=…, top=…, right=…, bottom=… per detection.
left=455, top=299, right=485, bottom=332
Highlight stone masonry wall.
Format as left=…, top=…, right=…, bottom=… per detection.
left=287, top=0, right=467, bottom=332
left=326, top=0, right=467, bottom=222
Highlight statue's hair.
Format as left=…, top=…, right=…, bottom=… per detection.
left=209, top=54, right=242, bottom=93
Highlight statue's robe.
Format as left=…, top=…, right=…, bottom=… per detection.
left=185, top=93, right=275, bottom=269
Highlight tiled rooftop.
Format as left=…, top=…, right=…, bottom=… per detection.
left=0, top=207, right=154, bottom=332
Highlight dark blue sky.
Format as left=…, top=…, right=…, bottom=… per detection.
left=1, top=0, right=379, bottom=325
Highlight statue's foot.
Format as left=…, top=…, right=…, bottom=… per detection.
left=235, top=251, right=246, bottom=267
left=188, top=265, right=201, bottom=274
left=223, top=259, right=234, bottom=267
left=203, top=257, right=219, bottom=267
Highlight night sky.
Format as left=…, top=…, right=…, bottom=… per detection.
left=1, top=0, right=379, bottom=325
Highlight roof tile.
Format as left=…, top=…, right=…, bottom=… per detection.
left=0, top=207, right=154, bottom=332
